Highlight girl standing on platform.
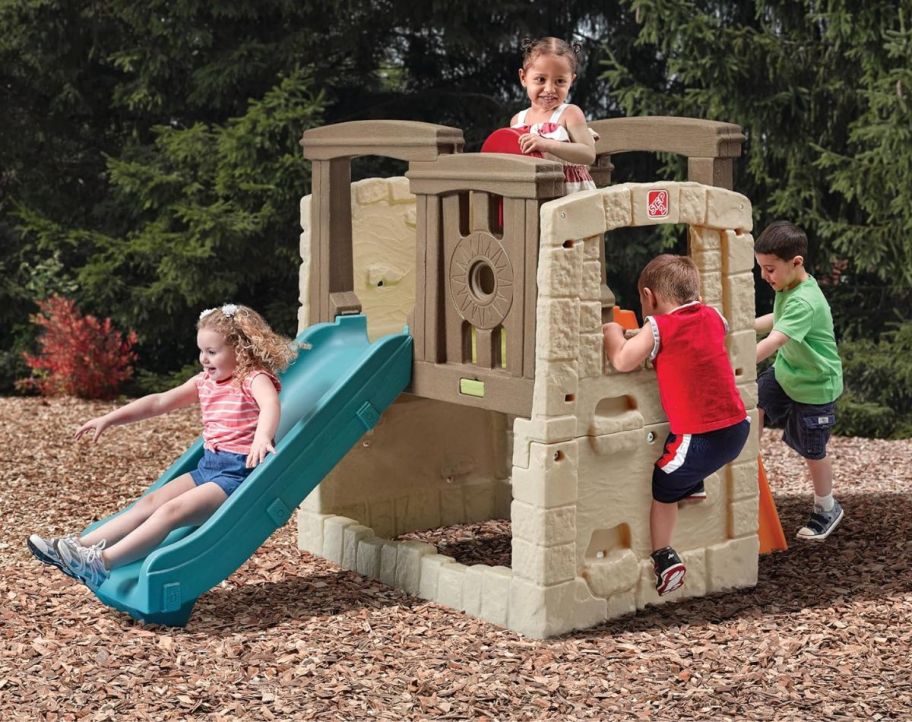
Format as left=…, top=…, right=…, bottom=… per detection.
left=511, top=36, right=597, bottom=194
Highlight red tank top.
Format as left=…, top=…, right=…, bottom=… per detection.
left=649, top=303, right=746, bottom=434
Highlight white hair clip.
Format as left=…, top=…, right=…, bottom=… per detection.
left=200, top=304, right=238, bottom=320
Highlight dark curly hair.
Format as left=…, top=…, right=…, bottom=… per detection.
left=520, top=36, right=581, bottom=72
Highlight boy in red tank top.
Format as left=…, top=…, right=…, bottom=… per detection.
left=603, top=255, right=750, bottom=596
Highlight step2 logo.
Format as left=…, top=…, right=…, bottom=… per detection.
left=647, top=189, right=669, bottom=219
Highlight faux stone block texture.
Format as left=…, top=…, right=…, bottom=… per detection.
left=297, top=179, right=760, bottom=638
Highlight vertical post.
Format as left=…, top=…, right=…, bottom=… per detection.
left=442, top=194, right=465, bottom=365
left=502, top=197, right=526, bottom=376
left=522, top=198, right=539, bottom=379
left=476, top=328, right=495, bottom=368
left=308, top=160, right=328, bottom=325
left=310, top=158, right=357, bottom=323
left=470, top=192, right=491, bottom=233
left=424, top=197, right=446, bottom=363
left=326, top=158, right=359, bottom=318
left=599, top=238, right=615, bottom=324
left=688, top=157, right=734, bottom=190
left=413, top=194, right=428, bottom=362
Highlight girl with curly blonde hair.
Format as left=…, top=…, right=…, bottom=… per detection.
left=28, top=303, right=299, bottom=594
left=197, top=303, right=298, bottom=385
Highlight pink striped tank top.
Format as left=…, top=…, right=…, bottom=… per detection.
left=195, top=370, right=281, bottom=453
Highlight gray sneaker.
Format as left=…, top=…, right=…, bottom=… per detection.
left=57, top=538, right=110, bottom=591
left=796, top=500, right=844, bottom=541
left=56, top=535, right=86, bottom=561
left=27, top=534, right=80, bottom=578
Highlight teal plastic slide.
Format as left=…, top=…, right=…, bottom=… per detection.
left=83, top=315, right=412, bottom=626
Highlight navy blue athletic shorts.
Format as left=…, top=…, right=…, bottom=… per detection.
left=652, top=419, right=751, bottom=503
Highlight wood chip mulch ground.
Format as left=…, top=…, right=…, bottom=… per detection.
left=2, top=397, right=911, bottom=721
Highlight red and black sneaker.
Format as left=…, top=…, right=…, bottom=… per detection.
left=651, top=547, right=686, bottom=596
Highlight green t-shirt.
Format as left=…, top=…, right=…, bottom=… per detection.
left=772, top=275, right=843, bottom=404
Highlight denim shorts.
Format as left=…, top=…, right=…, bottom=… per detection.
left=652, top=419, right=751, bottom=503
left=190, top=448, right=252, bottom=497
left=757, top=367, right=836, bottom=461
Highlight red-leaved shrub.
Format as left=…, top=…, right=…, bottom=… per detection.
left=19, top=295, right=139, bottom=399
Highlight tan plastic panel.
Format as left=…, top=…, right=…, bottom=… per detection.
left=589, top=116, right=744, bottom=158
left=407, top=153, right=565, bottom=198
left=300, top=120, right=464, bottom=161
left=588, top=116, right=745, bottom=190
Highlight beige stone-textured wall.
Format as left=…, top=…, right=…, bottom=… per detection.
left=299, top=176, right=416, bottom=340
left=296, top=177, right=511, bottom=549
left=505, top=182, right=760, bottom=637
left=296, top=176, right=760, bottom=639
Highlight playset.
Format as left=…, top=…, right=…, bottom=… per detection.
left=294, top=116, right=783, bottom=637
left=58, top=115, right=785, bottom=636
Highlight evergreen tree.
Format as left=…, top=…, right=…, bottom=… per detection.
left=600, top=0, right=911, bottom=333
left=19, top=70, right=323, bottom=383
left=816, top=12, right=912, bottom=336
left=1, top=1, right=632, bottom=385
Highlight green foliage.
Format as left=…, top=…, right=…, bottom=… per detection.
left=835, top=322, right=912, bottom=438
left=0, top=348, right=29, bottom=394
left=134, top=362, right=200, bottom=395
left=17, top=69, right=323, bottom=377
left=601, top=1, right=912, bottom=332
left=835, top=392, right=898, bottom=440
left=815, top=15, right=912, bottom=285
left=0, top=0, right=123, bottom=221
left=0, top=220, right=70, bottom=392
left=819, top=279, right=912, bottom=341
left=2, top=0, right=631, bottom=385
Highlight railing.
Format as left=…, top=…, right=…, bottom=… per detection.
left=406, top=153, right=565, bottom=415
left=588, top=116, right=745, bottom=190
left=300, top=121, right=465, bottom=322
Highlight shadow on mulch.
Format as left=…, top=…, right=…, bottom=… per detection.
left=400, top=519, right=513, bottom=568
left=101, top=490, right=907, bottom=637
left=185, top=571, right=422, bottom=635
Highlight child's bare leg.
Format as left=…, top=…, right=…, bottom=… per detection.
left=797, top=453, right=842, bottom=540
left=650, top=500, right=678, bottom=551
left=80, top=474, right=197, bottom=547
left=805, top=455, right=834, bottom=498
left=102, top=483, right=227, bottom=569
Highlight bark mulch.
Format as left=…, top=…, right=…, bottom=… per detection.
left=1, top=397, right=910, bottom=720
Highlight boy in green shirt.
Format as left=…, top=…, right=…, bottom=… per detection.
left=754, top=221, right=844, bottom=541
